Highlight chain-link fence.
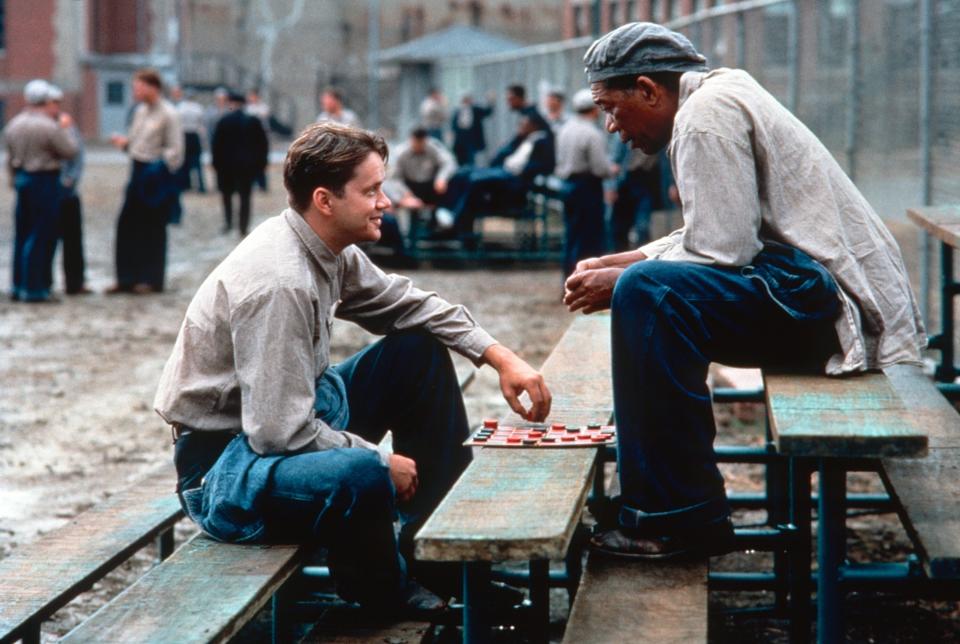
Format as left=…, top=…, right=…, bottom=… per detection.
left=437, top=0, right=959, bottom=217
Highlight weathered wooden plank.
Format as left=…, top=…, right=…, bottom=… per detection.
left=62, top=534, right=304, bottom=644
left=907, top=205, right=960, bottom=248
left=562, top=555, right=708, bottom=644
left=765, top=372, right=928, bottom=458
left=0, top=463, right=183, bottom=644
left=300, top=606, right=430, bottom=643
left=416, top=313, right=612, bottom=562
left=881, top=364, right=960, bottom=578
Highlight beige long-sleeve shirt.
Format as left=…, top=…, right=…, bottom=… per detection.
left=387, top=138, right=457, bottom=185
left=155, top=209, right=497, bottom=456
left=127, top=99, right=184, bottom=172
left=3, top=109, right=78, bottom=173
left=639, top=68, right=925, bottom=374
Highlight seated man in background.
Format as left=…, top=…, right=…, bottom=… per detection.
left=441, top=113, right=555, bottom=239
left=387, top=126, right=457, bottom=223
left=156, top=122, right=550, bottom=611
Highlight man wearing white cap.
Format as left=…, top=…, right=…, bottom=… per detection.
left=555, top=88, right=615, bottom=278
left=3, top=79, right=78, bottom=302
left=565, top=23, right=925, bottom=559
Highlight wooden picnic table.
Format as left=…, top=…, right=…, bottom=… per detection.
left=907, top=204, right=960, bottom=382
left=415, top=313, right=613, bottom=643
left=765, top=371, right=928, bottom=644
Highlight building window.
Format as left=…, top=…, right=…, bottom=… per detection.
left=625, top=0, right=636, bottom=21
left=608, top=1, right=621, bottom=27
left=649, top=0, right=661, bottom=22
left=106, top=81, right=125, bottom=105
left=0, top=99, right=6, bottom=127
left=0, top=0, right=6, bottom=50
left=573, top=4, right=591, bottom=37
left=763, top=3, right=791, bottom=67
left=817, top=0, right=849, bottom=67
left=668, top=0, right=682, bottom=21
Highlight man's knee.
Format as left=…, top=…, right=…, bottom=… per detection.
left=382, top=329, right=447, bottom=364
left=331, top=449, right=394, bottom=512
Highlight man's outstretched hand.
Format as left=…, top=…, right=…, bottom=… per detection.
left=481, top=344, right=551, bottom=422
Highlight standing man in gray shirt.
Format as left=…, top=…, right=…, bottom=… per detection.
left=565, top=23, right=925, bottom=560
left=4, top=79, right=78, bottom=302
left=555, top=88, right=615, bottom=279
left=108, top=68, right=183, bottom=294
left=155, top=122, right=551, bottom=611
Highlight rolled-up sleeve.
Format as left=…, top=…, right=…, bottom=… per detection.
left=337, top=249, right=497, bottom=363
left=650, top=131, right=763, bottom=266
left=231, top=286, right=376, bottom=455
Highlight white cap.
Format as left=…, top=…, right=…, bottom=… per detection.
left=24, top=79, right=51, bottom=105
left=571, top=88, right=596, bottom=113
left=45, top=84, right=64, bottom=102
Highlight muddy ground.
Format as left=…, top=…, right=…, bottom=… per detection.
left=0, top=154, right=958, bottom=642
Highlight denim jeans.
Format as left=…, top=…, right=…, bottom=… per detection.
left=610, top=248, right=840, bottom=536
left=12, top=170, right=62, bottom=301
left=174, top=330, right=472, bottom=606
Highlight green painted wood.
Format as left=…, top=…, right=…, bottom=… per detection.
left=764, top=371, right=928, bottom=458
left=907, top=205, right=960, bottom=248
left=62, top=534, right=304, bottom=644
left=415, top=313, right=612, bottom=562
left=0, top=463, right=183, bottom=644
left=881, top=364, right=960, bottom=578
left=562, top=555, right=707, bottom=644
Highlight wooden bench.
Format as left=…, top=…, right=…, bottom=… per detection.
left=36, top=368, right=477, bottom=643
left=0, top=463, right=183, bottom=644
left=763, top=366, right=948, bottom=642
left=417, top=313, right=709, bottom=643
left=881, top=364, right=960, bottom=579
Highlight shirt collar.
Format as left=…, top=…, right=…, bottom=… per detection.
left=283, top=208, right=340, bottom=276
left=678, top=71, right=707, bottom=111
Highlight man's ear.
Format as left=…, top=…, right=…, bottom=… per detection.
left=312, top=187, right=335, bottom=216
left=635, top=76, right=660, bottom=105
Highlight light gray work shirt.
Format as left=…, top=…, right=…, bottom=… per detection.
left=155, top=209, right=497, bottom=456
left=388, top=138, right=457, bottom=185
left=639, top=68, right=925, bottom=374
left=3, top=109, right=78, bottom=173
left=555, top=115, right=613, bottom=180
left=127, top=98, right=184, bottom=172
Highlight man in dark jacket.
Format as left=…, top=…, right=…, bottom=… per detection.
left=212, top=91, right=269, bottom=237
left=450, top=93, right=493, bottom=167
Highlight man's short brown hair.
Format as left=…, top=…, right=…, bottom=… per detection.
left=133, top=68, right=163, bottom=90
left=283, top=123, right=389, bottom=213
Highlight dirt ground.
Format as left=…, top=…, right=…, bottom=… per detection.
left=1, top=154, right=958, bottom=642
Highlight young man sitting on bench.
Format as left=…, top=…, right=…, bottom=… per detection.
left=154, top=123, right=551, bottom=612
left=563, top=23, right=926, bottom=560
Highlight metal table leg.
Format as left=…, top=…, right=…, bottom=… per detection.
left=788, top=457, right=812, bottom=644
left=463, top=561, right=492, bottom=644
left=817, top=460, right=846, bottom=644
left=529, top=559, right=550, bottom=644
left=936, top=243, right=956, bottom=382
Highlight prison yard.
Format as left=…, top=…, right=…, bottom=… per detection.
left=0, top=154, right=958, bottom=643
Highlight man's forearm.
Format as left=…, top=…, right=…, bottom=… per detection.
left=598, top=248, right=647, bottom=268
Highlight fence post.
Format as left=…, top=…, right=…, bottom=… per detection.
left=919, top=0, right=934, bottom=326
left=845, top=0, right=861, bottom=182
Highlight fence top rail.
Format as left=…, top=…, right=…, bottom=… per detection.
left=439, top=35, right=593, bottom=70
left=666, top=0, right=793, bottom=30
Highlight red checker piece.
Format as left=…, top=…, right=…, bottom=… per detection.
left=483, top=419, right=499, bottom=429
left=506, top=436, right=522, bottom=444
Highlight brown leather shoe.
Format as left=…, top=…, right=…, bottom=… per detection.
left=104, top=284, right=133, bottom=295
left=590, top=518, right=735, bottom=561
left=131, top=283, right=160, bottom=295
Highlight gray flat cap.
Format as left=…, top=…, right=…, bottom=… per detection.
left=23, top=79, right=51, bottom=105
left=584, top=22, right=707, bottom=84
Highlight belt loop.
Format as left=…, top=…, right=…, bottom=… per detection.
left=171, top=423, right=182, bottom=444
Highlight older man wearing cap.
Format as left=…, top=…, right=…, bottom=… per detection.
left=555, top=88, right=615, bottom=279
left=564, top=22, right=925, bottom=559
left=4, top=79, right=78, bottom=302
left=211, top=90, right=268, bottom=237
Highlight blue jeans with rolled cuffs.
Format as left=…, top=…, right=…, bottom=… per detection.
left=611, top=243, right=841, bottom=536
left=174, top=330, right=471, bottom=607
